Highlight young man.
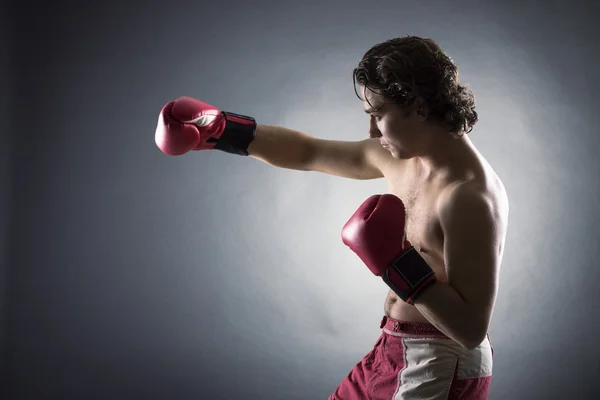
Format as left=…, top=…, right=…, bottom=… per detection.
left=155, top=36, right=509, bottom=399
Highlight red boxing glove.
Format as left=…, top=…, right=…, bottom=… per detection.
left=155, top=96, right=256, bottom=156
left=341, top=194, right=437, bottom=304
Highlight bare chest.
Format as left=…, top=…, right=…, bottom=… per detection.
left=386, top=177, right=446, bottom=277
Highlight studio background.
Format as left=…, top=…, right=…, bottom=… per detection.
left=2, top=0, right=599, bottom=399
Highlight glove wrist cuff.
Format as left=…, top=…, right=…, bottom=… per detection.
left=214, top=112, right=257, bottom=156
left=382, top=247, right=437, bottom=305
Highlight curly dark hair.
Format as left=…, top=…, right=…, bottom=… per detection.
left=353, top=36, right=478, bottom=136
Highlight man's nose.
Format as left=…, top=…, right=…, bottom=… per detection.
left=368, top=117, right=382, bottom=138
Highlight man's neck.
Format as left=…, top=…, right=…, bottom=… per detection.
left=415, top=134, right=473, bottom=180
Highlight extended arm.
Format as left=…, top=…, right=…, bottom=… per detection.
left=154, top=96, right=390, bottom=180
left=249, top=125, right=388, bottom=179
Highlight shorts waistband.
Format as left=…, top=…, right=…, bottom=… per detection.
left=380, top=316, right=449, bottom=338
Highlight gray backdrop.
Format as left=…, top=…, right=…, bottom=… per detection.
left=3, top=0, right=600, bottom=399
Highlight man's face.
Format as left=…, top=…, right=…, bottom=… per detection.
left=360, top=85, right=423, bottom=159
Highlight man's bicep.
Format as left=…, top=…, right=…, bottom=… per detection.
left=308, top=137, right=388, bottom=180
left=440, top=187, right=503, bottom=312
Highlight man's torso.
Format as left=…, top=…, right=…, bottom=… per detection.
left=379, top=142, right=506, bottom=323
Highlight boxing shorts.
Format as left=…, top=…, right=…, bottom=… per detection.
left=329, top=316, right=493, bottom=399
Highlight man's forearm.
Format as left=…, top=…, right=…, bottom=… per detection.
left=412, top=282, right=488, bottom=349
left=247, top=125, right=314, bottom=171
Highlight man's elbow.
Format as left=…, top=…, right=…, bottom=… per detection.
left=459, top=327, right=488, bottom=350
left=456, top=306, right=493, bottom=350
left=462, top=336, right=486, bottom=351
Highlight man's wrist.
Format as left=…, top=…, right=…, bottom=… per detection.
left=214, top=112, right=257, bottom=156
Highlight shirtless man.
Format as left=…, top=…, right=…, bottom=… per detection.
left=155, top=36, right=509, bottom=399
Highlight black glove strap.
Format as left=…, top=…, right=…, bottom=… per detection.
left=214, top=112, right=257, bottom=156
left=382, top=247, right=437, bottom=304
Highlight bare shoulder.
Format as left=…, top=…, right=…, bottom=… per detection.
left=438, top=168, right=509, bottom=236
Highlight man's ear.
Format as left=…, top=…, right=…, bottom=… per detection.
left=415, top=98, right=429, bottom=120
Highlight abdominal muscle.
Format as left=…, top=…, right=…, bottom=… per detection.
left=384, top=290, right=430, bottom=323
left=383, top=258, right=448, bottom=324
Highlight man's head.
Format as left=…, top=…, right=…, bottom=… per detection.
left=353, top=36, right=478, bottom=159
